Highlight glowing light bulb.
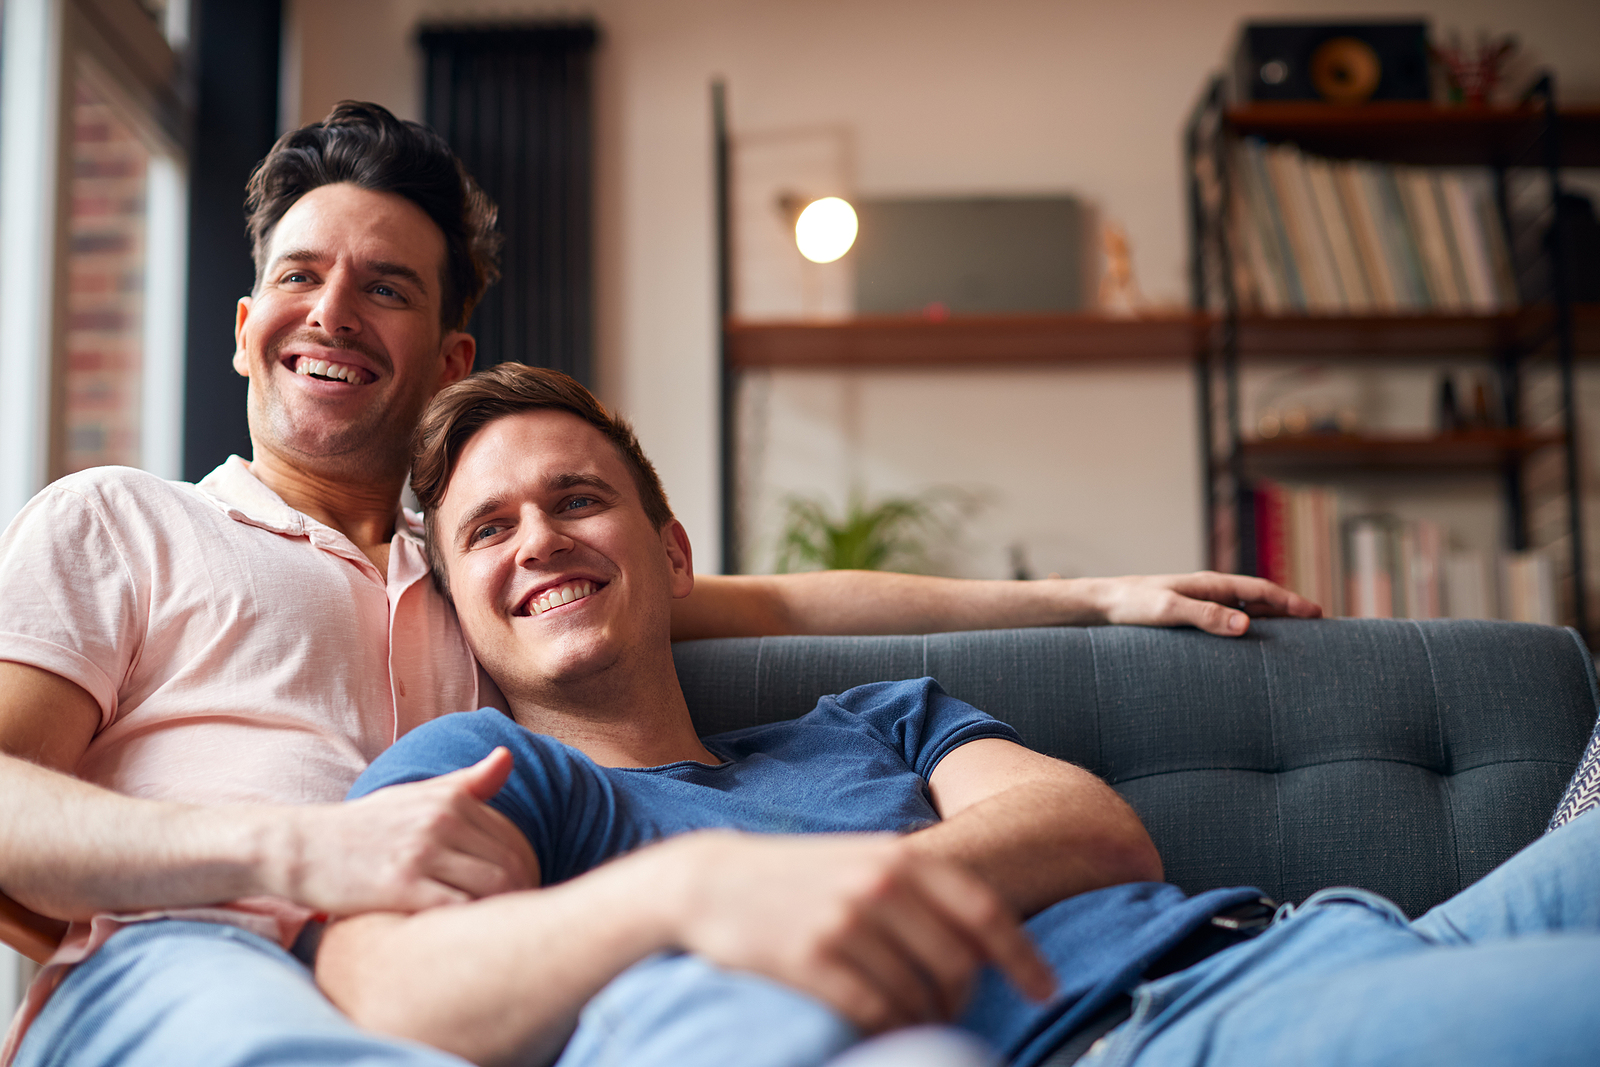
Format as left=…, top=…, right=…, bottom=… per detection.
left=794, top=197, right=858, bottom=263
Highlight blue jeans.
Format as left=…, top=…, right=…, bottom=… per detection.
left=558, top=954, right=857, bottom=1067
left=1087, top=807, right=1600, bottom=1067
left=13, top=922, right=988, bottom=1067
left=560, top=809, right=1600, bottom=1067
left=558, top=955, right=994, bottom=1067
left=19, top=809, right=1600, bottom=1067
left=13, top=921, right=466, bottom=1067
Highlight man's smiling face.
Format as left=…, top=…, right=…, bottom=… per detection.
left=436, top=408, right=694, bottom=703
left=232, top=182, right=473, bottom=476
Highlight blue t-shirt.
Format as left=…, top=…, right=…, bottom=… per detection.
left=352, top=677, right=1013, bottom=884
left=350, top=678, right=1260, bottom=1067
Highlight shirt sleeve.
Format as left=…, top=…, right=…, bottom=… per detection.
left=0, top=481, right=146, bottom=728
left=825, top=678, right=1023, bottom=780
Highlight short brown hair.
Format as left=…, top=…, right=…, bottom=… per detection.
left=245, top=101, right=502, bottom=331
left=412, top=363, right=673, bottom=595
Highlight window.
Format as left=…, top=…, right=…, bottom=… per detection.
left=0, top=0, right=190, bottom=1011
left=0, top=0, right=189, bottom=523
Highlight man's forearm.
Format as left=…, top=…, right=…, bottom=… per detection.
left=915, top=739, right=1162, bottom=917
left=672, top=571, right=1320, bottom=642
left=905, top=776, right=1161, bottom=917
left=319, top=848, right=677, bottom=1067
left=0, top=751, right=299, bottom=920
left=0, top=748, right=534, bottom=922
left=673, top=572, right=1101, bottom=640
left=0, top=662, right=297, bottom=919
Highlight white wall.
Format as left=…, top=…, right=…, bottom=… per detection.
left=285, top=0, right=1600, bottom=577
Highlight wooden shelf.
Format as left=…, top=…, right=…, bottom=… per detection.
left=725, top=313, right=1198, bottom=369
left=726, top=306, right=1600, bottom=369
left=1224, top=103, right=1600, bottom=167
left=1230, top=311, right=1518, bottom=357
left=1231, top=304, right=1600, bottom=358
left=1234, top=429, right=1564, bottom=474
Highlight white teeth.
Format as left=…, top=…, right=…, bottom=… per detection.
left=528, top=580, right=595, bottom=616
left=294, top=358, right=365, bottom=385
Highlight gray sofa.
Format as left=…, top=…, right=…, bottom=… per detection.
left=672, top=617, right=1599, bottom=916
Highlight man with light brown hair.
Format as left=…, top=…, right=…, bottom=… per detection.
left=320, top=362, right=1164, bottom=1067
left=325, top=363, right=1600, bottom=1067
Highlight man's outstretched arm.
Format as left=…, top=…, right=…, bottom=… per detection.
left=672, top=571, right=1321, bottom=642
left=912, top=737, right=1162, bottom=917
left=0, top=662, right=536, bottom=924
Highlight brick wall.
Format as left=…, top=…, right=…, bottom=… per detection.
left=62, top=79, right=148, bottom=475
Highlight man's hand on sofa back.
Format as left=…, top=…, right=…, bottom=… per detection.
left=675, top=570, right=1320, bottom=641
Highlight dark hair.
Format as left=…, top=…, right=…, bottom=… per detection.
left=412, top=363, right=674, bottom=595
left=245, top=101, right=502, bottom=331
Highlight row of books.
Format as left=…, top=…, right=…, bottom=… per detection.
left=1252, top=481, right=1558, bottom=623
left=1230, top=138, right=1519, bottom=315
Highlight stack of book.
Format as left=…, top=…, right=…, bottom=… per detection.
left=1230, top=138, right=1518, bottom=314
left=1253, top=482, right=1341, bottom=612
left=1252, top=480, right=1557, bottom=622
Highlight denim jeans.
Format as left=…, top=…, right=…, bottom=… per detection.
left=1086, top=807, right=1600, bottom=1067
left=13, top=921, right=990, bottom=1067
left=557, top=954, right=995, bottom=1067
left=13, top=921, right=466, bottom=1067
left=18, top=808, right=1600, bottom=1067
left=559, top=809, right=1600, bottom=1067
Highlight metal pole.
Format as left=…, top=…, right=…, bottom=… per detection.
left=1197, top=77, right=1250, bottom=577
left=1537, top=78, right=1588, bottom=638
left=712, top=80, right=738, bottom=574
left=1185, top=80, right=1216, bottom=569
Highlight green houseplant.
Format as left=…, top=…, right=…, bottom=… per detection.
left=773, top=488, right=974, bottom=574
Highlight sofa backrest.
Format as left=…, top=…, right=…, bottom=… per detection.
left=672, top=618, right=1598, bottom=916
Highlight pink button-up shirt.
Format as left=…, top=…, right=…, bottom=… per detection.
left=0, top=457, right=482, bottom=1059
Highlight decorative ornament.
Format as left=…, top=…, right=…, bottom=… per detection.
left=1431, top=31, right=1518, bottom=108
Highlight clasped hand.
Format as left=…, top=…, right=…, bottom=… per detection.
left=657, top=831, right=1056, bottom=1035
left=276, top=747, right=537, bottom=914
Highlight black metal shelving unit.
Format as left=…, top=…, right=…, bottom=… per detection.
left=1187, top=75, right=1588, bottom=637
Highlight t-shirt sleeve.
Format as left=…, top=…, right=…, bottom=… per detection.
left=348, top=708, right=602, bottom=885
left=0, top=482, right=145, bottom=728
left=826, top=678, right=1022, bottom=780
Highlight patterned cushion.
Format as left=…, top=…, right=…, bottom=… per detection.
left=1549, top=719, right=1600, bottom=829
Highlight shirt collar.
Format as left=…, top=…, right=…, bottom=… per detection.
left=196, top=455, right=310, bottom=536
left=196, top=456, right=413, bottom=578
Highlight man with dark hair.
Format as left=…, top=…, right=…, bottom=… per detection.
left=324, top=363, right=1600, bottom=1067
left=0, top=100, right=1312, bottom=1067
left=1, top=101, right=527, bottom=1067
left=245, top=101, right=502, bottom=335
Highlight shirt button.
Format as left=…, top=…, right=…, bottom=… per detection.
left=396, top=679, right=407, bottom=697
